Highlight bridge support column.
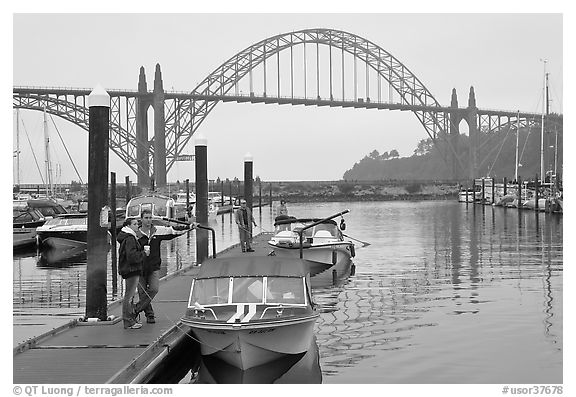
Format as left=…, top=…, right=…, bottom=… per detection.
left=467, top=87, right=479, bottom=179
left=153, top=64, right=167, bottom=188
left=136, top=67, right=150, bottom=187
left=450, top=89, right=460, bottom=180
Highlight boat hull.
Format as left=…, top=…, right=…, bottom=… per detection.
left=269, top=242, right=353, bottom=282
left=13, top=228, right=38, bottom=250
left=184, top=315, right=318, bottom=370
left=37, top=231, right=87, bottom=250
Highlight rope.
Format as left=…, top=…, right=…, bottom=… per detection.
left=50, top=114, right=84, bottom=184
left=487, top=124, right=513, bottom=177
left=19, top=118, right=45, bottom=184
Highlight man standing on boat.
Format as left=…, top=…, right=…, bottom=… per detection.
left=235, top=199, right=257, bottom=252
left=134, top=209, right=195, bottom=324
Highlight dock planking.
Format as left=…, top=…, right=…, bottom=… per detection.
left=13, top=232, right=274, bottom=384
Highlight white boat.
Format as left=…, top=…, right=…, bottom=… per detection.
left=182, top=256, right=320, bottom=370
left=125, top=193, right=177, bottom=225
left=36, top=213, right=87, bottom=250
left=267, top=212, right=355, bottom=285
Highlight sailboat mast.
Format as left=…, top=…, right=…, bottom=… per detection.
left=540, top=60, right=547, bottom=182
left=43, top=106, right=53, bottom=196
left=514, top=111, right=520, bottom=182
left=554, top=125, right=558, bottom=176
left=16, top=109, right=21, bottom=186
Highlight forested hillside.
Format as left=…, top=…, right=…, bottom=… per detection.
left=343, top=121, right=563, bottom=181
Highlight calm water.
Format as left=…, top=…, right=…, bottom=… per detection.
left=12, top=201, right=563, bottom=383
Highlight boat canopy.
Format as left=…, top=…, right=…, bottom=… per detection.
left=195, top=257, right=311, bottom=279
left=126, top=194, right=175, bottom=218
left=273, top=216, right=337, bottom=226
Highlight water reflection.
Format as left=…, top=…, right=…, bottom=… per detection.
left=12, top=201, right=562, bottom=383
left=189, top=337, right=322, bottom=384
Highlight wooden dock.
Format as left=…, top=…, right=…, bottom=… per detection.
left=13, top=233, right=274, bottom=384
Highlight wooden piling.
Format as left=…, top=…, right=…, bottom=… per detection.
left=517, top=176, right=522, bottom=210
left=244, top=153, right=254, bottom=212
left=125, top=176, right=131, bottom=204
left=228, top=180, right=233, bottom=205
left=503, top=177, right=507, bottom=196
left=491, top=177, right=495, bottom=205
left=195, top=135, right=208, bottom=264
left=85, top=85, right=110, bottom=320
left=186, top=179, right=190, bottom=220
left=481, top=178, right=485, bottom=204
left=220, top=180, right=224, bottom=206
left=110, top=172, right=118, bottom=298
left=259, top=179, right=262, bottom=214
left=535, top=174, right=539, bottom=211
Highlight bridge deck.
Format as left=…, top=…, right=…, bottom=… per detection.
left=13, top=233, right=274, bottom=384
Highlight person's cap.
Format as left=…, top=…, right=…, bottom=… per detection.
left=241, top=199, right=247, bottom=204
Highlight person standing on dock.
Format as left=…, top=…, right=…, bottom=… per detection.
left=117, top=218, right=146, bottom=330
left=134, top=209, right=194, bottom=324
left=235, top=199, right=257, bottom=252
left=276, top=199, right=288, bottom=218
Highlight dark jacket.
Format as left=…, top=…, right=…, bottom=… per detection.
left=137, top=225, right=187, bottom=273
left=235, top=206, right=256, bottom=232
left=117, top=227, right=145, bottom=279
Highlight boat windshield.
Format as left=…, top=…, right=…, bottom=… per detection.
left=276, top=222, right=340, bottom=239
left=45, top=217, right=86, bottom=226
left=190, top=278, right=230, bottom=306
left=190, top=276, right=306, bottom=306
left=126, top=202, right=168, bottom=218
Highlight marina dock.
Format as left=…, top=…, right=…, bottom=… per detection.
left=13, top=233, right=274, bottom=384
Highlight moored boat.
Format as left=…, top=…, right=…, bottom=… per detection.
left=13, top=198, right=67, bottom=219
left=125, top=193, right=177, bottom=225
left=182, top=256, right=320, bottom=370
left=36, top=213, right=87, bottom=250
left=267, top=211, right=355, bottom=283
left=13, top=208, right=46, bottom=250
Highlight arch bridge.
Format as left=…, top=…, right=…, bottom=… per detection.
left=12, top=28, right=562, bottom=185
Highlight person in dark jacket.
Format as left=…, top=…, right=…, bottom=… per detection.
left=117, top=218, right=146, bottom=329
left=134, top=209, right=195, bottom=324
left=235, top=199, right=257, bottom=252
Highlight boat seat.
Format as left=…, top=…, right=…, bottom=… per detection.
left=273, top=230, right=296, bottom=243
left=313, top=230, right=335, bottom=244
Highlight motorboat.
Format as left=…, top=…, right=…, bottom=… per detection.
left=174, top=191, right=196, bottom=221
left=267, top=211, right=355, bottom=284
left=190, top=202, right=218, bottom=222
left=36, top=213, right=87, bottom=250
left=13, top=208, right=46, bottom=250
left=175, top=191, right=196, bottom=205
left=125, top=193, right=177, bottom=225
left=182, top=256, right=320, bottom=370
left=13, top=198, right=67, bottom=219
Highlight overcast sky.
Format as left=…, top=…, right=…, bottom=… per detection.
left=10, top=8, right=565, bottom=184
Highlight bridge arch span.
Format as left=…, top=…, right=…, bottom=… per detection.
left=171, top=28, right=452, bottom=169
